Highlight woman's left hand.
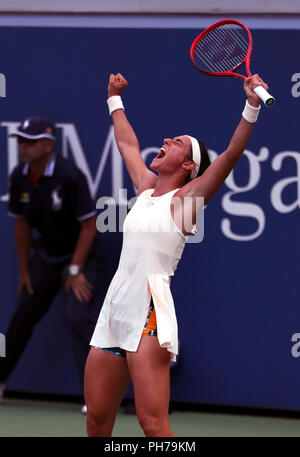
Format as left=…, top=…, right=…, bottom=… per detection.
left=244, top=74, right=269, bottom=107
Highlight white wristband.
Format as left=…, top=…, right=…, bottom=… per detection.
left=107, top=95, right=124, bottom=116
left=242, top=100, right=261, bottom=123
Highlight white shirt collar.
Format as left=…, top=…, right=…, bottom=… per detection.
left=22, top=154, right=56, bottom=177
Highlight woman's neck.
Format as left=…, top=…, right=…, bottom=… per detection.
left=151, top=174, right=184, bottom=197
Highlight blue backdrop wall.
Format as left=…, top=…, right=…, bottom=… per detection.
left=0, top=16, right=300, bottom=410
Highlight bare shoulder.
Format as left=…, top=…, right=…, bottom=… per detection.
left=137, top=169, right=158, bottom=196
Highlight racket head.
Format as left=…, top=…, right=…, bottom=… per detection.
left=190, top=19, right=253, bottom=79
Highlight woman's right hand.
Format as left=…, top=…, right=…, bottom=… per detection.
left=108, top=73, right=128, bottom=98
left=18, top=270, right=34, bottom=295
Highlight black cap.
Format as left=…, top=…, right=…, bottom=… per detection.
left=10, top=116, right=56, bottom=140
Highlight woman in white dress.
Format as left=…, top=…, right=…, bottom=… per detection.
left=84, top=72, right=269, bottom=437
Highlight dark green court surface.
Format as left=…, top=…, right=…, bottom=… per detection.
left=1, top=398, right=300, bottom=437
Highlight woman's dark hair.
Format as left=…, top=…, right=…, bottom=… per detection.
left=186, top=139, right=211, bottom=182
left=196, top=140, right=211, bottom=178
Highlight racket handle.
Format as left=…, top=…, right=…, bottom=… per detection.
left=253, top=85, right=275, bottom=107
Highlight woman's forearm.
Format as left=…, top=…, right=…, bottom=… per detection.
left=111, top=109, right=140, bottom=156
left=225, top=116, right=255, bottom=161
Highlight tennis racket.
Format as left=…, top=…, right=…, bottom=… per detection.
left=190, top=19, right=275, bottom=106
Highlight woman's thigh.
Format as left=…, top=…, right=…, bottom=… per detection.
left=126, top=336, right=171, bottom=419
left=84, top=347, right=130, bottom=425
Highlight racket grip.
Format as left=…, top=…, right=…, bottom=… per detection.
left=253, top=86, right=275, bottom=107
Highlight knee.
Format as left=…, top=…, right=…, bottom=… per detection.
left=138, top=414, right=168, bottom=437
left=86, top=409, right=113, bottom=437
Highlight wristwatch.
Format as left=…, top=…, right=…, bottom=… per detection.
left=68, top=265, right=81, bottom=276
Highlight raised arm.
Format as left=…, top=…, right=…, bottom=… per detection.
left=178, top=74, right=268, bottom=205
left=107, top=73, right=157, bottom=190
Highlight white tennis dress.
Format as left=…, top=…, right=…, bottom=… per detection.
left=90, top=188, right=190, bottom=361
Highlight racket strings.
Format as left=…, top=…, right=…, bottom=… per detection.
left=193, top=24, right=249, bottom=73
left=194, top=25, right=248, bottom=71
left=194, top=29, right=247, bottom=72
left=195, top=26, right=248, bottom=72
left=218, top=27, right=249, bottom=61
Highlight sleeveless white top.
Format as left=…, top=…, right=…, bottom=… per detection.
left=90, top=188, right=189, bottom=361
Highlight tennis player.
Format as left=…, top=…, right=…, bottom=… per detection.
left=84, top=72, right=269, bottom=437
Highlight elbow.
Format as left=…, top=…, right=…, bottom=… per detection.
left=15, top=217, right=30, bottom=232
left=80, top=216, right=97, bottom=235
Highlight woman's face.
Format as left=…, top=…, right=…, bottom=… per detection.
left=150, top=135, right=192, bottom=174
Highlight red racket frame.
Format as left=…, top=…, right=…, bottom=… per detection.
left=190, top=19, right=253, bottom=80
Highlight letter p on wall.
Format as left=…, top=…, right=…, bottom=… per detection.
left=0, top=333, right=5, bottom=357
left=0, top=73, right=6, bottom=97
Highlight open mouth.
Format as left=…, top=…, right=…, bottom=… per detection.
left=156, top=147, right=166, bottom=159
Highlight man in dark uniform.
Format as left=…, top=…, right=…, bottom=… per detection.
left=0, top=117, right=102, bottom=411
